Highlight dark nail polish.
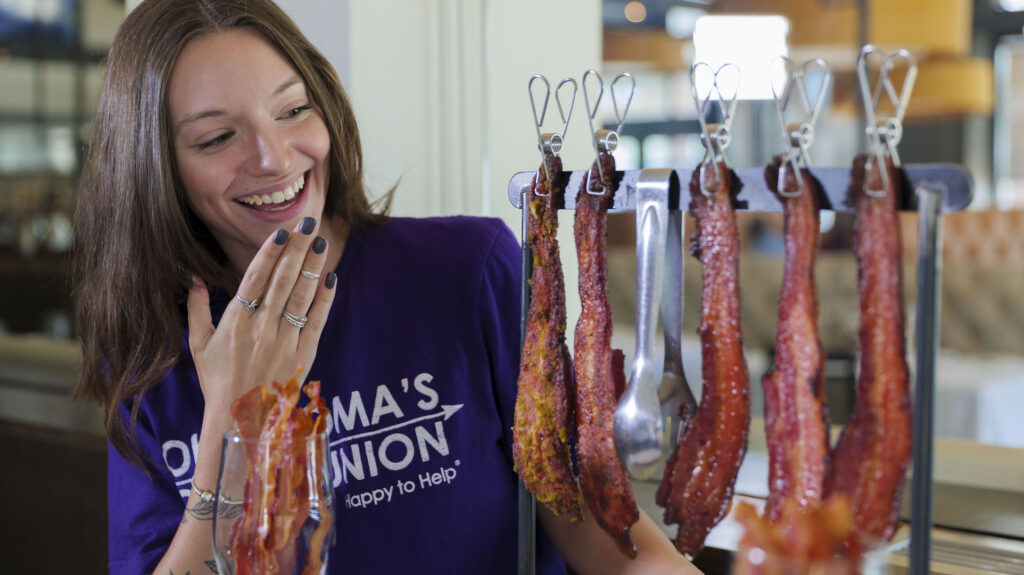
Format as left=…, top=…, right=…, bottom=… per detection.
left=312, top=236, right=327, bottom=254
left=300, top=217, right=316, bottom=235
left=273, top=229, right=289, bottom=245
left=325, top=272, right=337, bottom=289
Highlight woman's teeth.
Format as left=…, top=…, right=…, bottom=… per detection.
left=237, top=175, right=305, bottom=207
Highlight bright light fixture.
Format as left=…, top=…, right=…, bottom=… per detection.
left=665, top=6, right=705, bottom=39
left=693, top=15, right=789, bottom=100
left=997, top=0, right=1024, bottom=10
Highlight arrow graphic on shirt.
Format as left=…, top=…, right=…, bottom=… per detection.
left=328, top=404, right=464, bottom=447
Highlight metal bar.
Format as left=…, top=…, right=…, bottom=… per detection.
left=507, top=164, right=974, bottom=213
left=910, top=185, right=943, bottom=575
left=517, top=189, right=536, bottom=575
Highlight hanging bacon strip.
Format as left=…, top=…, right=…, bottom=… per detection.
left=823, top=154, right=912, bottom=552
left=657, top=162, right=750, bottom=556
left=760, top=159, right=829, bottom=523
left=573, top=152, right=640, bottom=558
left=229, top=377, right=333, bottom=575
left=513, top=153, right=583, bottom=521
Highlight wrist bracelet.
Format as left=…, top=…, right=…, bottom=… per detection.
left=191, top=480, right=242, bottom=506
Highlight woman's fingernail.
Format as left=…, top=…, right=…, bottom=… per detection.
left=325, top=272, right=337, bottom=289
left=274, top=229, right=289, bottom=245
left=300, top=217, right=316, bottom=235
left=312, top=236, right=327, bottom=254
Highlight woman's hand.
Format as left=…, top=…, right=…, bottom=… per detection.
left=186, top=216, right=337, bottom=415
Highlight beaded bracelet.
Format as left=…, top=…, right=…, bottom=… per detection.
left=191, top=481, right=242, bottom=506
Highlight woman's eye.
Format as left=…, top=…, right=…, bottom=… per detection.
left=197, top=132, right=232, bottom=150
left=281, top=105, right=312, bottom=119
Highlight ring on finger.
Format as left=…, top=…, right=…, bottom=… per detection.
left=282, top=311, right=308, bottom=328
left=302, top=270, right=321, bottom=280
left=235, top=294, right=261, bottom=312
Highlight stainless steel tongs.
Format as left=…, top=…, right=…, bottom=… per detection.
left=658, top=205, right=696, bottom=453
left=614, top=170, right=671, bottom=480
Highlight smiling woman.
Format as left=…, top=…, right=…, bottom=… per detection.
left=70, top=1, right=700, bottom=574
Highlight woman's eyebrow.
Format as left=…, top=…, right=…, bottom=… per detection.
left=274, top=76, right=303, bottom=96
left=176, top=109, right=225, bottom=131
left=174, top=76, right=305, bottom=132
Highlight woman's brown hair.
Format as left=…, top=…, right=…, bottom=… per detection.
left=73, top=0, right=388, bottom=469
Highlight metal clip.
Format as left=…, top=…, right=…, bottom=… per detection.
left=770, top=57, right=831, bottom=198
left=691, top=62, right=740, bottom=197
left=582, top=70, right=635, bottom=195
left=528, top=74, right=578, bottom=192
left=856, top=45, right=917, bottom=198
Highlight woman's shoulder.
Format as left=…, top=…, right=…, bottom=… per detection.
left=363, top=215, right=519, bottom=262
left=381, top=215, right=511, bottom=243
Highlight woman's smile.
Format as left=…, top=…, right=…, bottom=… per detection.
left=236, top=172, right=307, bottom=210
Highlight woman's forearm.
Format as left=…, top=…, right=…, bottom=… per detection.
left=149, top=409, right=232, bottom=575
left=540, top=502, right=702, bottom=574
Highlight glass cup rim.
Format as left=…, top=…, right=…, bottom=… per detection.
left=222, top=429, right=330, bottom=445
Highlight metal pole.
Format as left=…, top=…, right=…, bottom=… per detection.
left=910, top=185, right=942, bottom=575
left=518, top=190, right=536, bottom=575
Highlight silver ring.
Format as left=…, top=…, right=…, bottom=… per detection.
left=302, top=270, right=321, bottom=280
left=282, top=311, right=308, bottom=328
left=235, top=294, right=260, bottom=312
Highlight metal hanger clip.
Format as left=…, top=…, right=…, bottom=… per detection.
left=582, top=69, right=635, bottom=195
left=691, top=62, right=740, bottom=197
left=528, top=74, right=578, bottom=194
left=856, top=45, right=917, bottom=198
left=770, top=56, right=832, bottom=198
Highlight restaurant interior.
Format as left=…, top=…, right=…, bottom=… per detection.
left=1, top=0, right=1023, bottom=572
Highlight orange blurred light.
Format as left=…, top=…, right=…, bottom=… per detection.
left=625, top=1, right=647, bottom=24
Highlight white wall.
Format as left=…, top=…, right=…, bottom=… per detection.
left=290, top=0, right=602, bottom=324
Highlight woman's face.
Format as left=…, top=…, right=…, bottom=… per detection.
left=168, top=28, right=330, bottom=272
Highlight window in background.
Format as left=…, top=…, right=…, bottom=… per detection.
left=692, top=15, right=789, bottom=101
left=994, top=36, right=1024, bottom=208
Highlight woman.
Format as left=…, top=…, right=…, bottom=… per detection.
left=74, top=0, right=700, bottom=573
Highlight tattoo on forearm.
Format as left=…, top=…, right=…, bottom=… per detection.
left=186, top=497, right=216, bottom=521
left=205, top=559, right=219, bottom=573
left=219, top=502, right=244, bottom=520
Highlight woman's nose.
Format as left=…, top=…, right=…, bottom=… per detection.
left=245, top=123, right=292, bottom=176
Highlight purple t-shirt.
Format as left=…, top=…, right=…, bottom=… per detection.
left=107, top=216, right=567, bottom=575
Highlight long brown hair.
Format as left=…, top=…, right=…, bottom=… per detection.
left=73, top=0, right=389, bottom=469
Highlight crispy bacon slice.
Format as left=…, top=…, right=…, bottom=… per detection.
left=732, top=497, right=857, bottom=575
left=657, top=162, right=750, bottom=557
left=230, top=376, right=333, bottom=575
left=512, top=154, right=583, bottom=521
left=823, top=154, right=912, bottom=551
left=573, top=152, right=639, bottom=558
left=760, top=159, right=829, bottom=523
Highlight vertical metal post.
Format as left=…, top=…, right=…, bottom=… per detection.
left=910, top=185, right=942, bottom=575
left=518, top=190, right=536, bottom=575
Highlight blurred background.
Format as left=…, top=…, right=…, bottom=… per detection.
left=1, top=0, right=1023, bottom=572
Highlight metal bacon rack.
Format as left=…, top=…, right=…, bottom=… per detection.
left=511, top=47, right=973, bottom=575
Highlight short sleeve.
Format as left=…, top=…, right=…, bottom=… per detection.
left=107, top=404, right=184, bottom=574
left=475, top=220, right=523, bottom=466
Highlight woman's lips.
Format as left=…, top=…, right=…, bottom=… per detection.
left=236, top=174, right=306, bottom=211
